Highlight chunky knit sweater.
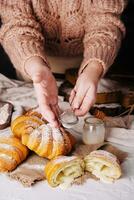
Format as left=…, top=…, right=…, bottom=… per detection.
left=0, top=0, right=127, bottom=77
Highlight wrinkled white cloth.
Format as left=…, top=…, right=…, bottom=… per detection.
left=70, top=114, right=134, bottom=147
left=0, top=73, right=134, bottom=147
left=0, top=73, right=134, bottom=200
left=104, top=115, right=134, bottom=147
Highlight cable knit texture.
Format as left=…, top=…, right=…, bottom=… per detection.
left=0, top=0, right=127, bottom=77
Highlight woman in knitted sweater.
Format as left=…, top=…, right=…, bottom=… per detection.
left=0, top=1, right=127, bottom=127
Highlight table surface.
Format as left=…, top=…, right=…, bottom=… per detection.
left=0, top=76, right=134, bottom=200
left=0, top=144, right=134, bottom=200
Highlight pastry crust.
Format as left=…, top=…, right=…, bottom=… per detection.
left=84, top=150, right=122, bottom=183
left=0, top=136, right=29, bottom=172
left=11, top=113, right=45, bottom=138
left=25, top=108, right=47, bottom=123
left=22, top=124, right=76, bottom=159
left=45, top=156, right=84, bottom=188
left=11, top=109, right=76, bottom=159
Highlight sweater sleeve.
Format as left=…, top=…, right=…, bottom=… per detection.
left=79, top=0, right=127, bottom=76
left=0, top=0, right=48, bottom=78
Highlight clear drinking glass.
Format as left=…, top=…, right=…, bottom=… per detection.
left=82, top=117, right=105, bottom=145
left=60, top=108, right=79, bottom=129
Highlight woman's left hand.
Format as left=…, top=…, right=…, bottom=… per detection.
left=69, top=61, right=103, bottom=116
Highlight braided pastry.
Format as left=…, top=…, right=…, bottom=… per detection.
left=45, top=156, right=84, bottom=188
left=84, top=150, right=121, bottom=183
left=22, top=124, right=76, bottom=159
left=0, top=136, right=29, bottom=172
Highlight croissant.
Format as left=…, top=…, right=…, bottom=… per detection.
left=84, top=150, right=122, bottom=183
left=0, top=136, right=29, bottom=172
left=45, top=156, right=84, bottom=188
left=25, top=108, right=46, bottom=121
left=22, top=124, right=76, bottom=159
left=11, top=110, right=46, bottom=138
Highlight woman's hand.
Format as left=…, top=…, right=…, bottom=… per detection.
left=69, top=61, right=103, bottom=116
left=25, top=56, right=59, bottom=127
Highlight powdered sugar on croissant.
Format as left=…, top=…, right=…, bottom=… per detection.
left=22, top=123, right=76, bottom=159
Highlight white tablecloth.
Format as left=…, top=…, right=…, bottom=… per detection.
left=0, top=143, right=134, bottom=200
left=0, top=74, right=134, bottom=200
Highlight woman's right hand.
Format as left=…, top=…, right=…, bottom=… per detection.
left=25, top=56, right=60, bottom=127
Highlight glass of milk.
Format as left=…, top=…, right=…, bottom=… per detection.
left=82, top=117, right=105, bottom=144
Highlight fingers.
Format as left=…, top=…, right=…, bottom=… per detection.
left=69, top=89, right=76, bottom=105
left=41, top=103, right=59, bottom=128
left=55, top=104, right=62, bottom=116
left=34, top=83, right=59, bottom=128
left=70, top=85, right=88, bottom=110
left=51, top=104, right=61, bottom=126
left=74, top=85, right=96, bottom=116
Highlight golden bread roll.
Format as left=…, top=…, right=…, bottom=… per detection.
left=22, top=124, right=76, bottom=159
left=45, top=156, right=84, bottom=188
left=0, top=136, right=29, bottom=172
left=11, top=113, right=45, bottom=138
left=84, top=150, right=121, bottom=183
